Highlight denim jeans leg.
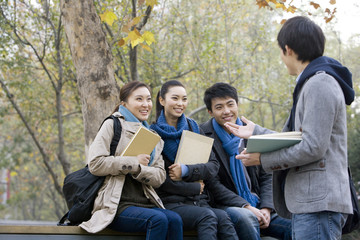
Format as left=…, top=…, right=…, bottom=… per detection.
left=167, top=203, right=218, bottom=240
left=152, top=208, right=183, bottom=240
left=210, top=207, right=238, bottom=240
left=292, top=211, right=344, bottom=240
left=225, top=206, right=261, bottom=240
left=260, top=213, right=292, bottom=240
left=108, top=206, right=168, bottom=240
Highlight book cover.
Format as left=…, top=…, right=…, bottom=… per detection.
left=174, top=130, right=214, bottom=165
left=246, top=131, right=302, bottom=153
left=120, top=126, right=161, bottom=156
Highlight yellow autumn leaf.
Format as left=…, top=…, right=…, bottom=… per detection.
left=99, top=11, right=118, bottom=26
left=118, top=38, right=126, bottom=47
left=131, top=37, right=144, bottom=48
left=146, top=0, right=158, bottom=8
left=24, top=166, right=29, bottom=171
left=256, top=0, right=269, bottom=9
left=130, top=16, right=142, bottom=26
left=140, top=43, right=152, bottom=52
left=128, top=29, right=142, bottom=41
left=275, top=3, right=286, bottom=10
left=122, top=25, right=130, bottom=33
left=10, top=171, right=18, bottom=177
left=142, top=31, right=155, bottom=45
left=287, top=5, right=297, bottom=13
left=330, top=0, right=336, bottom=4
left=310, top=2, right=320, bottom=9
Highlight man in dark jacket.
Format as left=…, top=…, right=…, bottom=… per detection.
left=200, top=83, right=291, bottom=240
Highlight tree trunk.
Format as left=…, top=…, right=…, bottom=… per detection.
left=60, top=0, right=120, bottom=156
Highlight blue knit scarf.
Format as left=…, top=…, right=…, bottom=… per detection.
left=150, top=110, right=199, bottom=163
left=119, top=105, right=155, bottom=165
left=212, top=118, right=259, bottom=207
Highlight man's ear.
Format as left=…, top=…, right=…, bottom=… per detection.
left=208, top=109, right=214, bottom=117
left=285, top=45, right=293, bottom=56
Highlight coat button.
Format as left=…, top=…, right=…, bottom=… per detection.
left=295, top=167, right=300, bottom=172
left=122, top=165, right=127, bottom=170
left=319, top=162, right=325, bottom=168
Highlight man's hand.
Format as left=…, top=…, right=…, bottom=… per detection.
left=259, top=208, right=271, bottom=229
left=169, top=163, right=182, bottom=181
left=245, top=205, right=269, bottom=229
left=236, top=149, right=261, bottom=166
left=137, top=154, right=150, bottom=166
left=224, top=116, right=255, bottom=139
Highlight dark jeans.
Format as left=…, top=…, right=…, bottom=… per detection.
left=108, top=206, right=183, bottom=240
left=261, top=213, right=292, bottom=240
left=166, top=202, right=238, bottom=240
left=224, top=206, right=291, bottom=240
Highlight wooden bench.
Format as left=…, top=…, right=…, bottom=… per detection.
left=0, top=224, right=197, bottom=240
left=0, top=223, right=276, bottom=239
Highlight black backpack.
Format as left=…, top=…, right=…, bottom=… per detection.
left=342, top=167, right=360, bottom=234
left=58, top=115, right=121, bottom=226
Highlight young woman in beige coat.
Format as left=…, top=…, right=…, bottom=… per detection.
left=80, top=81, right=183, bottom=240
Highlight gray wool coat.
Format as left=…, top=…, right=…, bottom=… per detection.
left=255, top=72, right=353, bottom=219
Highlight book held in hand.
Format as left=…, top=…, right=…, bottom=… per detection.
left=120, top=126, right=161, bottom=156
left=246, top=131, right=302, bottom=153
left=174, top=130, right=214, bottom=165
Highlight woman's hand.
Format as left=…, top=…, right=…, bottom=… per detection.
left=137, top=154, right=150, bottom=166
left=236, top=149, right=261, bottom=166
left=224, top=116, right=255, bottom=139
left=199, top=180, right=205, bottom=194
left=169, top=163, right=182, bottom=181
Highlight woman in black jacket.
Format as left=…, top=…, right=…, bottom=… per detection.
left=151, top=80, right=237, bottom=240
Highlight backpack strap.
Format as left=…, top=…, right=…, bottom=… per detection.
left=99, top=115, right=122, bottom=156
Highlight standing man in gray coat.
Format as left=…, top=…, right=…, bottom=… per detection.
left=225, top=16, right=355, bottom=239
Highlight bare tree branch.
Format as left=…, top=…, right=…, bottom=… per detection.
left=163, top=68, right=196, bottom=81
left=0, top=75, right=63, bottom=197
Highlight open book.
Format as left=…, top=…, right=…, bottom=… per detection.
left=174, top=130, right=214, bottom=165
left=246, top=131, right=302, bottom=153
left=120, top=126, right=161, bottom=156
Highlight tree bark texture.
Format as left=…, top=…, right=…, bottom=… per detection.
left=60, top=0, right=120, bottom=156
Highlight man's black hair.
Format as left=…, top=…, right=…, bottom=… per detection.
left=277, top=16, right=325, bottom=63
left=203, top=82, right=238, bottom=111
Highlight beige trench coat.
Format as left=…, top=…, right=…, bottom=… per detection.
left=80, top=112, right=166, bottom=233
